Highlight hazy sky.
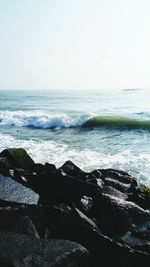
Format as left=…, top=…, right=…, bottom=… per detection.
left=0, top=0, right=150, bottom=90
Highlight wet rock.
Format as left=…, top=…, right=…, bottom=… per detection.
left=0, top=148, right=34, bottom=170
left=102, top=168, right=133, bottom=184
left=80, top=196, right=93, bottom=213
left=59, top=160, right=87, bottom=180
left=0, top=232, right=90, bottom=267
left=104, top=177, right=131, bottom=193
left=102, top=185, right=128, bottom=199
left=0, top=174, right=39, bottom=204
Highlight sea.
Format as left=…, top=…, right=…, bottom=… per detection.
left=0, top=88, right=150, bottom=186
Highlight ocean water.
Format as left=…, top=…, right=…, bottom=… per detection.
left=0, top=88, right=150, bottom=186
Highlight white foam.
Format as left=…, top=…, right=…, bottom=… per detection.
left=0, top=132, right=150, bottom=186
left=0, top=111, right=91, bottom=128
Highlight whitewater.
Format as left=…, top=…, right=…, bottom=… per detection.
left=0, top=88, right=150, bottom=186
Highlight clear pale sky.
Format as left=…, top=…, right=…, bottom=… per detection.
left=0, top=0, right=150, bottom=90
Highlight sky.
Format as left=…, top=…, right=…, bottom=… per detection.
left=0, top=0, right=150, bottom=90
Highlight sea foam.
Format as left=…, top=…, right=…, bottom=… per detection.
left=0, top=132, right=150, bottom=186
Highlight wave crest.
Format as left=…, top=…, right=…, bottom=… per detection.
left=0, top=111, right=150, bottom=130
left=0, top=111, right=91, bottom=129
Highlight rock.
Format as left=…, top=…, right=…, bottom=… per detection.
left=0, top=148, right=34, bottom=170
left=0, top=174, right=39, bottom=204
left=101, top=168, right=133, bottom=184
left=0, top=232, right=90, bottom=267
left=80, top=196, right=93, bottom=213
left=59, top=160, right=87, bottom=180
left=14, top=216, right=40, bottom=238
left=0, top=157, right=10, bottom=176
left=119, top=223, right=150, bottom=254
left=102, top=185, right=128, bottom=199
left=45, top=207, right=149, bottom=267
left=0, top=204, right=45, bottom=238
left=36, top=171, right=98, bottom=204
left=92, top=192, right=150, bottom=235
left=104, top=177, right=131, bottom=193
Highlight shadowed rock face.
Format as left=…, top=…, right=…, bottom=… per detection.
left=0, top=148, right=150, bottom=267
left=0, top=232, right=89, bottom=267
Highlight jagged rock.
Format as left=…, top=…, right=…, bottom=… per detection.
left=119, top=222, right=150, bottom=254
left=102, top=185, right=128, bottom=199
left=80, top=196, right=93, bottom=213
left=0, top=148, right=34, bottom=170
left=59, top=160, right=87, bottom=179
left=104, top=177, right=131, bottom=193
left=14, top=216, right=40, bottom=238
left=101, top=168, right=134, bottom=184
left=0, top=203, right=45, bottom=238
left=0, top=232, right=90, bottom=267
left=36, top=171, right=99, bottom=204
left=92, top=192, right=150, bottom=235
left=0, top=174, right=39, bottom=204
left=44, top=205, right=149, bottom=267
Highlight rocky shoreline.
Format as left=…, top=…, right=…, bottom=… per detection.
left=0, top=148, right=150, bottom=267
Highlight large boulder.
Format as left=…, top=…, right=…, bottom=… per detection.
left=59, top=160, right=87, bottom=179
left=0, top=157, right=10, bottom=176
left=0, top=148, right=34, bottom=170
left=92, top=192, right=150, bottom=235
left=0, top=203, right=46, bottom=238
left=0, top=174, right=39, bottom=204
left=0, top=232, right=90, bottom=267
left=44, top=204, right=149, bottom=267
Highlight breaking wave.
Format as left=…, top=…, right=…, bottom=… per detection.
left=0, top=111, right=91, bottom=129
left=0, top=111, right=150, bottom=130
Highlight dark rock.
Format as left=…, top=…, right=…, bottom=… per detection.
left=104, top=177, right=131, bottom=193
left=127, top=192, right=150, bottom=210
left=59, top=160, right=87, bottom=179
left=14, top=216, right=40, bottom=238
left=45, top=208, right=149, bottom=267
left=0, top=232, right=90, bottom=267
left=92, top=192, right=150, bottom=235
left=102, top=185, right=128, bottom=200
left=0, top=204, right=45, bottom=238
left=0, top=148, right=34, bottom=170
left=80, top=196, right=93, bottom=213
left=0, top=174, right=39, bottom=204
left=37, top=172, right=99, bottom=204
left=119, top=222, right=150, bottom=254
left=0, top=157, right=10, bottom=176
left=102, top=168, right=133, bottom=184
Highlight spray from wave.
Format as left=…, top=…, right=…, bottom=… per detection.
left=0, top=111, right=91, bottom=129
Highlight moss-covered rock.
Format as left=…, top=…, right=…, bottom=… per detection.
left=139, top=183, right=150, bottom=195
left=0, top=148, right=34, bottom=170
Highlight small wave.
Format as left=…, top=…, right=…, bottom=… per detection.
left=83, top=116, right=150, bottom=130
